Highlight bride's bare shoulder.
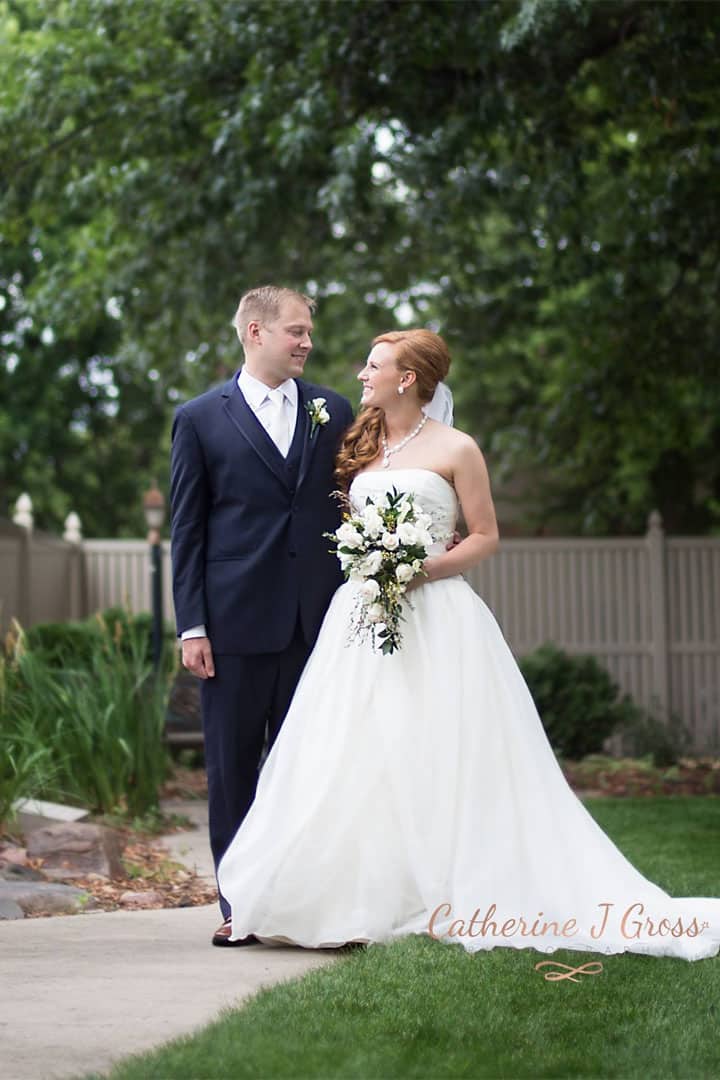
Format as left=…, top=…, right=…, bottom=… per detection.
left=429, top=421, right=483, bottom=455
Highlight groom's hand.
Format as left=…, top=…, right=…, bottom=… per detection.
left=182, top=637, right=216, bottom=679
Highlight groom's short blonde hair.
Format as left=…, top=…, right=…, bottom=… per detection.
left=232, top=286, right=316, bottom=345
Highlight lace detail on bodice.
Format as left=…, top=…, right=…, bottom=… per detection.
left=349, top=469, right=458, bottom=555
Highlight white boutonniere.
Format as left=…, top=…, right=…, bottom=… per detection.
left=306, top=397, right=330, bottom=438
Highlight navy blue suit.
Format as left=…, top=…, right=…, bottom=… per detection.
left=170, top=373, right=354, bottom=915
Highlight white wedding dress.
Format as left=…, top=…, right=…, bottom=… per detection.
left=218, top=469, right=720, bottom=960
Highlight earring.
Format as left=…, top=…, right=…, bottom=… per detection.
left=398, top=385, right=405, bottom=395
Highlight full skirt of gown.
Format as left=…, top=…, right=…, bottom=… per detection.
left=218, top=469, right=720, bottom=960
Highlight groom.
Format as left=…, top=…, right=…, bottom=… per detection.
left=170, top=286, right=354, bottom=946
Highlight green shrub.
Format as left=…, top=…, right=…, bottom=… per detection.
left=24, top=619, right=99, bottom=668
left=518, top=642, right=643, bottom=760
left=25, top=607, right=175, bottom=672
left=617, top=707, right=692, bottom=768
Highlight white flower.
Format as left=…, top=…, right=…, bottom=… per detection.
left=415, top=513, right=433, bottom=531
left=336, top=522, right=365, bottom=549
left=415, top=529, right=433, bottom=549
left=362, top=505, right=384, bottom=536
left=396, top=562, right=415, bottom=584
left=411, top=558, right=424, bottom=573
left=396, top=522, right=418, bottom=546
left=307, top=397, right=330, bottom=437
left=313, top=397, right=330, bottom=421
left=360, top=578, right=380, bottom=601
left=381, top=531, right=400, bottom=551
left=338, top=552, right=354, bottom=571
left=396, top=497, right=414, bottom=523
left=366, top=603, right=385, bottom=623
left=362, top=550, right=383, bottom=575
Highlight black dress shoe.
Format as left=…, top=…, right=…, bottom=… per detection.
left=212, top=918, right=260, bottom=947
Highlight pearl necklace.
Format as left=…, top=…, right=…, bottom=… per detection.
left=381, top=413, right=428, bottom=468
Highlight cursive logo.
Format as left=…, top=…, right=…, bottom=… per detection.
left=534, top=960, right=604, bottom=983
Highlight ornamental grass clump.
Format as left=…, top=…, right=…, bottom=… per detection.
left=0, top=612, right=172, bottom=822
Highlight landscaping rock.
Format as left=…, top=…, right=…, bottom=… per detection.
left=0, top=880, right=97, bottom=915
left=119, top=890, right=165, bottom=909
left=26, top=823, right=124, bottom=881
left=0, top=896, right=24, bottom=920
left=12, top=798, right=89, bottom=834
left=0, top=844, right=28, bottom=866
left=1, top=863, right=46, bottom=882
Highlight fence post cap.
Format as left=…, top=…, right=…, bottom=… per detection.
left=647, top=509, right=663, bottom=533
left=12, top=492, right=33, bottom=529
left=63, top=511, right=83, bottom=543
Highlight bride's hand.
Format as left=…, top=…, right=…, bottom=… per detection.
left=405, top=558, right=437, bottom=593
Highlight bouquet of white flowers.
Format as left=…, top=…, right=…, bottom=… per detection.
left=326, top=487, right=436, bottom=654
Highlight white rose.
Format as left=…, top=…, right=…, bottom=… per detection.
left=362, top=550, right=383, bottom=575
left=396, top=563, right=415, bottom=584
left=396, top=522, right=418, bottom=546
left=381, top=531, right=400, bottom=551
left=412, top=559, right=424, bottom=573
left=338, top=552, right=354, bottom=571
left=360, top=578, right=380, bottom=601
left=415, top=513, right=433, bottom=531
left=362, top=506, right=384, bottom=536
left=367, top=603, right=385, bottom=623
left=317, top=406, right=330, bottom=423
left=415, top=529, right=433, bottom=549
left=336, top=522, right=364, bottom=549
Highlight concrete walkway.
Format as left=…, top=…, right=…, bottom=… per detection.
left=0, top=800, right=338, bottom=1080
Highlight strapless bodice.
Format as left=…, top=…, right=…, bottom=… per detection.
left=349, top=468, right=458, bottom=554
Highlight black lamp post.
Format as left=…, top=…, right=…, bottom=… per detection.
left=143, top=485, right=165, bottom=671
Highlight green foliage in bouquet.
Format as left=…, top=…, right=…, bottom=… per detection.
left=519, top=643, right=643, bottom=760
left=327, top=487, right=435, bottom=654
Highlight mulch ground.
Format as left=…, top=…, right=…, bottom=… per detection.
left=561, top=755, right=720, bottom=798
left=47, top=767, right=217, bottom=915
left=19, top=826, right=217, bottom=919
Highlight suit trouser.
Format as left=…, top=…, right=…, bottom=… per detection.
left=201, top=619, right=312, bottom=919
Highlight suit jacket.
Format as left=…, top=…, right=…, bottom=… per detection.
left=170, top=372, right=355, bottom=655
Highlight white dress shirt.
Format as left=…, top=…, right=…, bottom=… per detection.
left=237, top=367, right=298, bottom=458
left=181, top=368, right=299, bottom=641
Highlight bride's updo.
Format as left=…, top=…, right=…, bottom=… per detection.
left=334, top=329, right=451, bottom=492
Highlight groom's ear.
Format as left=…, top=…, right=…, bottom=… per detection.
left=247, top=319, right=262, bottom=343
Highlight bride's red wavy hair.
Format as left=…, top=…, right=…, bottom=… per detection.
left=334, top=330, right=451, bottom=493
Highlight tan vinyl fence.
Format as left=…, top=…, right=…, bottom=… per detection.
left=1, top=514, right=719, bottom=751
left=0, top=518, right=86, bottom=633
left=464, top=513, right=720, bottom=753
left=81, top=539, right=174, bottom=624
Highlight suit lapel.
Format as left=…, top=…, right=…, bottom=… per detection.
left=222, top=375, right=289, bottom=489
left=296, top=381, right=322, bottom=492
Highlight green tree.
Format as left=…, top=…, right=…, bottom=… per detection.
left=1, top=0, right=718, bottom=534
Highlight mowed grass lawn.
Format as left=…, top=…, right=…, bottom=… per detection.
left=98, top=798, right=720, bottom=1080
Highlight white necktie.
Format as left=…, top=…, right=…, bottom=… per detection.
left=263, top=388, right=290, bottom=457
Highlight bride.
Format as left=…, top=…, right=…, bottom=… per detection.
left=218, top=329, right=720, bottom=960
